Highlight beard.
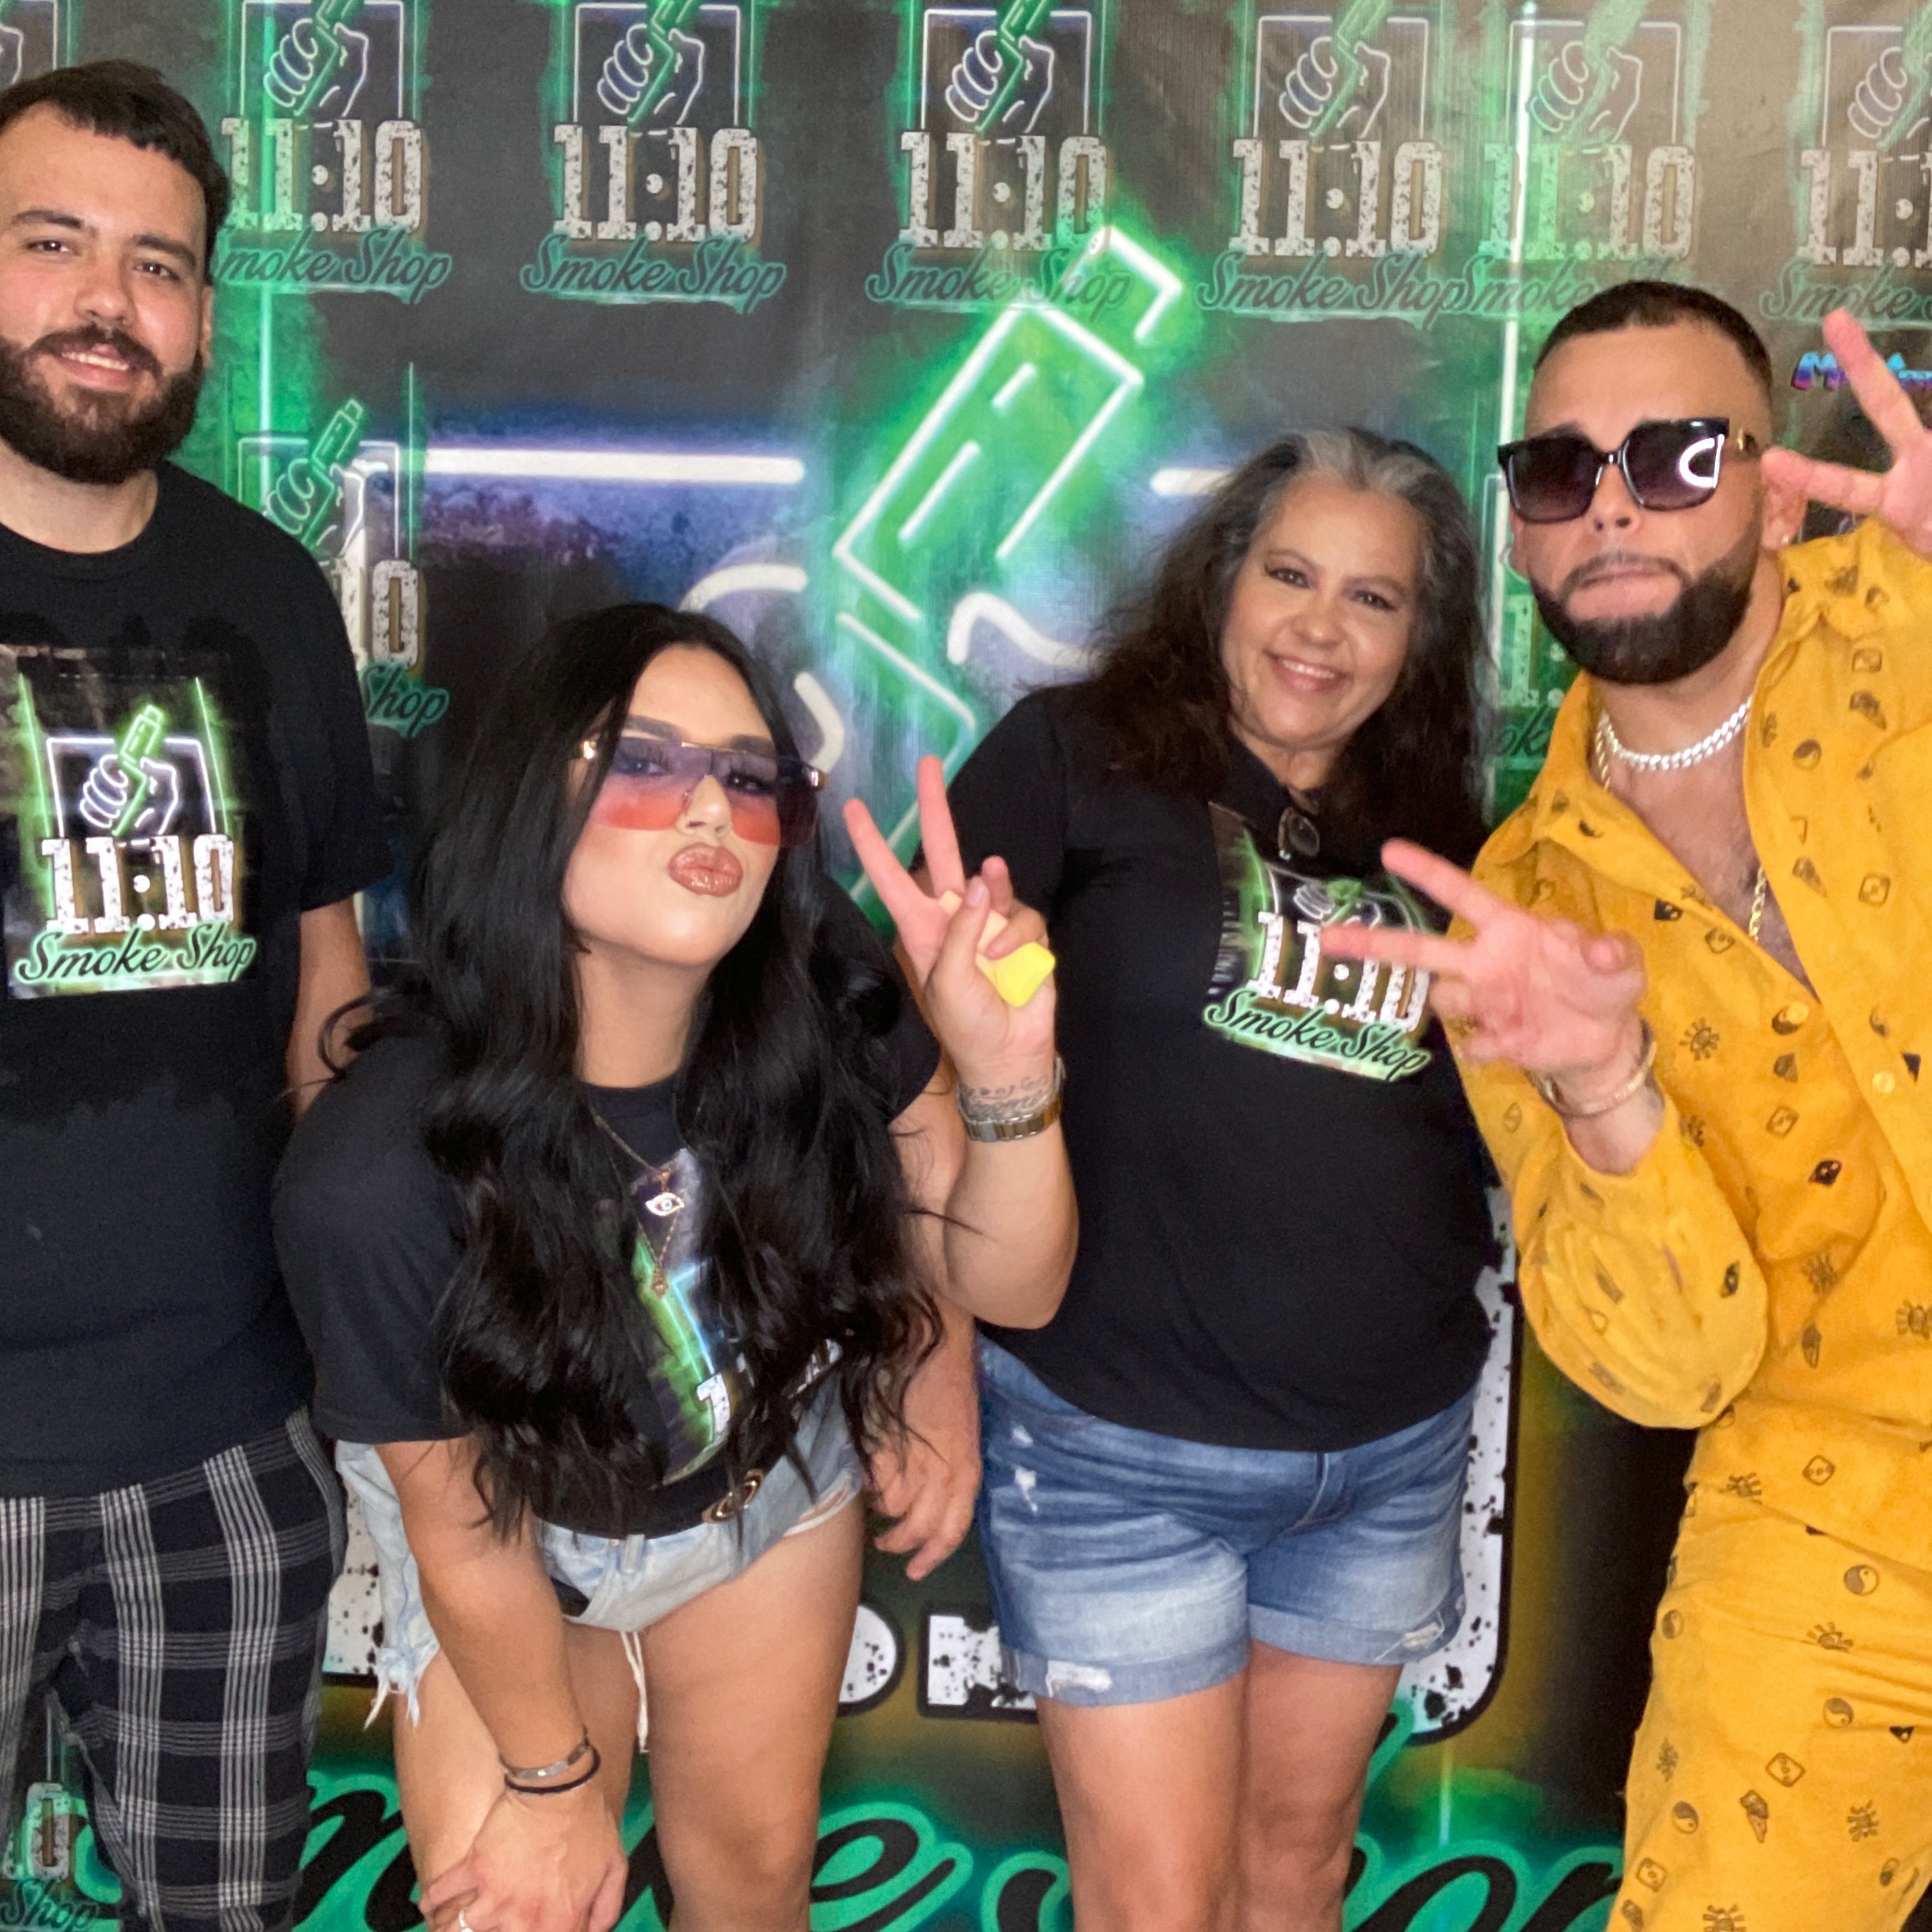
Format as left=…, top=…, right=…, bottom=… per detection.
left=0, top=326, right=204, bottom=486
left=1532, top=521, right=1760, bottom=687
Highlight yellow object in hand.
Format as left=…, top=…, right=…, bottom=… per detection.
left=984, top=941, right=1056, bottom=1007
left=937, top=893, right=1057, bottom=1006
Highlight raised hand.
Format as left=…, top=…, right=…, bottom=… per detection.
left=1762, top=307, right=1932, bottom=558
left=846, top=756, right=1056, bottom=1087
left=1318, top=839, right=1648, bottom=1095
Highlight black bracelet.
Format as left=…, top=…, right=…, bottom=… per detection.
left=504, top=1743, right=601, bottom=1796
left=498, top=1730, right=592, bottom=1783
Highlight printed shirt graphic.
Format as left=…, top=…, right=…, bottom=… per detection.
left=626, top=1151, right=743, bottom=1482
left=1460, top=519, right=1932, bottom=1574
left=1204, top=803, right=1435, bottom=1081
left=3, top=644, right=258, bottom=999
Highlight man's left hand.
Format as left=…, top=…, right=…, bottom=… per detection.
left=1763, top=308, right=1932, bottom=558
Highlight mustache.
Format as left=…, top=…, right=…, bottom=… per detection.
left=30, top=326, right=163, bottom=380
left=1560, top=550, right=1692, bottom=598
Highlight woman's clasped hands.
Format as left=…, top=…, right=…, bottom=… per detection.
left=419, top=1758, right=627, bottom=1932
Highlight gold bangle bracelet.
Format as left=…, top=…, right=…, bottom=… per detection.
left=1527, top=1021, right=1657, bottom=1122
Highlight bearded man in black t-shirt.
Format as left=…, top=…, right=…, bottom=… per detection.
left=0, top=63, right=387, bottom=1932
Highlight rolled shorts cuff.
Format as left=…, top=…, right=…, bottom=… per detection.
left=1250, top=1584, right=1462, bottom=1669
left=1000, top=1630, right=1252, bottom=1708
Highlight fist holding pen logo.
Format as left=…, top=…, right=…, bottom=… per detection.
left=263, top=0, right=372, bottom=121
left=597, top=18, right=707, bottom=128
left=78, top=707, right=183, bottom=842
left=946, top=15, right=1055, bottom=135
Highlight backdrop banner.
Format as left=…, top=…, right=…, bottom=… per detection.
left=3, top=3, right=1929, bottom=1928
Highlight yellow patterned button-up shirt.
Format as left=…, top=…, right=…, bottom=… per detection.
left=1462, top=520, right=1932, bottom=1568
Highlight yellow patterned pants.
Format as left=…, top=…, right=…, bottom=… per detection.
left=1617, top=1486, right=1932, bottom=1932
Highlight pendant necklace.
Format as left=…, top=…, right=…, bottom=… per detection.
left=1278, top=792, right=1321, bottom=859
left=592, top=1113, right=686, bottom=1221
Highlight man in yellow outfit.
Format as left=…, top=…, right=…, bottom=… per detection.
left=1326, top=282, right=1932, bottom=1932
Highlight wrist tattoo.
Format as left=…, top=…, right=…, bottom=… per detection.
left=955, top=1058, right=1066, bottom=1141
left=955, top=1069, right=1057, bottom=1122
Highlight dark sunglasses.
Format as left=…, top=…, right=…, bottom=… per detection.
left=1497, top=417, right=1762, bottom=524
left=581, top=729, right=823, bottom=849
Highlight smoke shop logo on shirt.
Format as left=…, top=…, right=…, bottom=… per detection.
left=2, top=652, right=257, bottom=999
left=1763, top=3, right=1932, bottom=326
left=214, top=0, right=453, bottom=303
left=1202, top=805, right=1431, bottom=1082
left=626, top=1151, right=744, bottom=1480
left=868, top=0, right=1115, bottom=312
left=521, top=1, right=786, bottom=314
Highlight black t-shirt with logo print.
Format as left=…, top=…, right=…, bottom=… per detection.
left=274, top=887, right=942, bottom=1540
left=0, top=463, right=390, bottom=1497
left=948, top=686, right=1493, bottom=1452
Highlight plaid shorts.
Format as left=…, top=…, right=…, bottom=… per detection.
left=0, top=1412, right=344, bottom=1932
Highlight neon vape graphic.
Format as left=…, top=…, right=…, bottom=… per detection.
left=5, top=670, right=257, bottom=999
left=868, top=0, right=1111, bottom=310
left=216, top=0, right=452, bottom=303
left=1207, top=0, right=1448, bottom=316
left=522, top=0, right=785, bottom=313
left=1764, top=4, right=1932, bottom=325
left=833, top=225, right=1185, bottom=858
left=238, top=384, right=448, bottom=738
left=1482, top=2, right=1701, bottom=274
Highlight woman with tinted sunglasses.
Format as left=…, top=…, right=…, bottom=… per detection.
left=274, top=605, right=1074, bottom=1932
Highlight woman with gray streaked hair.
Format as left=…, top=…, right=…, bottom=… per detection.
left=944, top=430, right=1497, bottom=1932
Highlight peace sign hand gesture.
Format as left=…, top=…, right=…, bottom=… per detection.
left=1762, top=308, right=1932, bottom=558
left=845, top=757, right=1057, bottom=1089
left=1319, top=841, right=1649, bottom=1104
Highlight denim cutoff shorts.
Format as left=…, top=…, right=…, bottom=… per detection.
left=975, top=1338, right=1473, bottom=1706
left=338, top=1377, right=861, bottom=1728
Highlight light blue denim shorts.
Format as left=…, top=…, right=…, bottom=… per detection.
left=337, top=1378, right=861, bottom=1730
left=975, top=1338, right=1473, bottom=1706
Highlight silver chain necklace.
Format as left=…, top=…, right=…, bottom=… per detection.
left=1596, top=693, right=1753, bottom=773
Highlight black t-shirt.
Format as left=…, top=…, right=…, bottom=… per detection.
left=273, top=892, right=941, bottom=1537
left=0, top=464, right=390, bottom=1496
left=949, top=686, right=1492, bottom=1452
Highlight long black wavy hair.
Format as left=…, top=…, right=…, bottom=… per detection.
left=355, top=604, right=938, bottom=1533
left=1079, top=430, right=1491, bottom=863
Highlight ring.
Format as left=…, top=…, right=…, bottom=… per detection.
left=457, top=1913, right=473, bottom=1932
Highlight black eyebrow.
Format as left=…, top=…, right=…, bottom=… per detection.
left=1260, top=544, right=1411, bottom=598
left=11, top=207, right=199, bottom=271
left=132, top=231, right=199, bottom=270
left=623, top=714, right=777, bottom=753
